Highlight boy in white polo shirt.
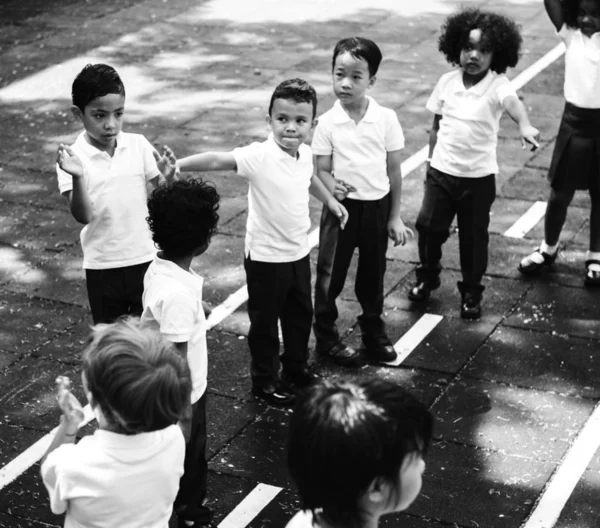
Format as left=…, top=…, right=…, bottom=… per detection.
left=56, top=63, right=176, bottom=324
left=141, top=178, right=220, bottom=528
left=408, top=8, right=539, bottom=319
left=173, top=79, right=348, bottom=407
left=312, top=37, right=412, bottom=367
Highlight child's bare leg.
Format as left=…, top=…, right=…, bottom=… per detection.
left=544, top=187, right=575, bottom=247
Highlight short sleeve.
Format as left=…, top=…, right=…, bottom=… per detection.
left=41, top=444, right=77, bottom=514
left=233, top=142, right=264, bottom=178
left=156, top=290, right=199, bottom=343
left=496, top=76, right=518, bottom=105
left=384, top=110, right=405, bottom=152
left=310, top=120, right=333, bottom=156
left=56, top=164, right=74, bottom=195
left=426, top=76, right=444, bottom=115
left=141, top=135, right=161, bottom=182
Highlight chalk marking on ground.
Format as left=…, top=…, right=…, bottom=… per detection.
left=504, top=201, right=547, bottom=238
left=218, top=483, right=282, bottom=528
left=522, top=403, right=600, bottom=528
left=384, top=313, right=443, bottom=366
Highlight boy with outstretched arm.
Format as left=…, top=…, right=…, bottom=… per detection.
left=173, top=79, right=348, bottom=407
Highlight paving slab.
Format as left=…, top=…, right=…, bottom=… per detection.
left=554, top=468, right=600, bottom=528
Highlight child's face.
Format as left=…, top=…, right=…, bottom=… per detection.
left=332, top=52, right=375, bottom=107
left=266, top=98, right=316, bottom=157
left=72, top=93, right=125, bottom=152
left=389, top=452, right=425, bottom=513
left=460, top=29, right=493, bottom=80
left=578, top=0, right=600, bottom=37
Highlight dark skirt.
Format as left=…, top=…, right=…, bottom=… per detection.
left=548, top=102, right=600, bottom=192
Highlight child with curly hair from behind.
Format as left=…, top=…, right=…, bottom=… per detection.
left=408, top=8, right=540, bottom=319
left=286, top=377, right=433, bottom=528
left=41, top=318, right=191, bottom=528
left=518, top=0, right=600, bottom=286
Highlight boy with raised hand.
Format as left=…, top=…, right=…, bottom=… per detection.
left=173, top=78, right=348, bottom=407
left=56, top=63, right=176, bottom=324
left=312, top=37, right=413, bottom=367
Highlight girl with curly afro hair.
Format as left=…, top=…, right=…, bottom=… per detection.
left=519, top=0, right=600, bottom=287
left=408, top=8, right=539, bottom=320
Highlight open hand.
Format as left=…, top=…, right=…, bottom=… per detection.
left=327, top=198, right=349, bottom=230
left=387, top=217, right=414, bottom=246
left=153, top=145, right=178, bottom=183
left=520, top=125, right=540, bottom=151
left=56, top=144, right=84, bottom=179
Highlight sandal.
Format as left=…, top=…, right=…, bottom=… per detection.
left=518, top=246, right=559, bottom=275
left=584, top=259, right=600, bottom=288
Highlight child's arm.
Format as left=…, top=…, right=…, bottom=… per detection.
left=387, top=150, right=414, bottom=246
left=309, top=173, right=349, bottom=229
left=544, top=0, right=564, bottom=31
left=57, top=144, right=93, bottom=224
left=503, top=95, right=540, bottom=150
left=427, top=114, right=442, bottom=167
left=41, top=376, right=85, bottom=464
left=177, top=152, right=237, bottom=173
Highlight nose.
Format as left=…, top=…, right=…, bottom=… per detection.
left=286, top=121, right=297, bottom=131
left=104, top=116, right=116, bottom=130
left=469, top=49, right=479, bottom=60
left=340, top=76, right=351, bottom=88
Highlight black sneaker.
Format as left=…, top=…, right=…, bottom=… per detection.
left=251, top=381, right=295, bottom=406
left=362, top=335, right=397, bottom=362
left=460, top=293, right=481, bottom=320
left=315, top=341, right=363, bottom=367
left=281, top=368, right=321, bottom=389
left=408, top=277, right=441, bottom=302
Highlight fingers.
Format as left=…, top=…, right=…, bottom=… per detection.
left=152, top=148, right=161, bottom=162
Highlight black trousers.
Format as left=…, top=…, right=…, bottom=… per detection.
left=175, top=393, right=211, bottom=524
left=244, top=254, right=312, bottom=384
left=415, top=166, right=496, bottom=296
left=313, top=194, right=390, bottom=346
left=85, top=261, right=151, bottom=324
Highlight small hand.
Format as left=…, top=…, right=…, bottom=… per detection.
left=56, top=144, right=84, bottom=179
left=328, top=198, right=349, bottom=230
left=153, top=145, right=178, bottom=183
left=332, top=179, right=357, bottom=201
left=56, top=384, right=85, bottom=430
left=520, top=125, right=540, bottom=151
left=202, top=300, right=213, bottom=317
left=387, top=217, right=414, bottom=247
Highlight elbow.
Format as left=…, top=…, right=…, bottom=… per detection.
left=72, top=211, right=92, bottom=225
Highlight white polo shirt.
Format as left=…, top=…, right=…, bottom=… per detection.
left=41, top=425, right=184, bottom=528
left=57, top=131, right=160, bottom=269
left=233, top=135, right=312, bottom=263
left=559, top=25, right=600, bottom=109
left=427, top=69, right=517, bottom=178
left=311, top=96, right=405, bottom=201
left=141, top=255, right=208, bottom=403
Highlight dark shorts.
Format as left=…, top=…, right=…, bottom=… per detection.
left=548, top=102, right=600, bottom=193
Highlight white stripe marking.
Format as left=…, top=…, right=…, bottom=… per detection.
left=384, top=314, right=443, bottom=366
left=511, top=43, right=566, bottom=90
left=504, top=201, right=547, bottom=238
left=0, top=404, right=95, bottom=489
left=522, top=403, right=600, bottom=528
left=218, top=483, right=282, bottom=528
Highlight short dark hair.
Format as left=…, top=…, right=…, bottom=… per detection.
left=82, top=317, right=191, bottom=434
left=147, top=179, right=220, bottom=258
left=72, top=63, right=125, bottom=112
left=438, top=8, right=522, bottom=74
left=332, top=37, right=382, bottom=77
left=287, top=378, right=433, bottom=528
left=563, top=0, right=600, bottom=29
left=268, top=78, right=318, bottom=120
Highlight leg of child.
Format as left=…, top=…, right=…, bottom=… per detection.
left=85, top=269, right=129, bottom=324
left=175, top=394, right=211, bottom=527
left=585, top=187, right=600, bottom=282
left=543, top=187, right=576, bottom=248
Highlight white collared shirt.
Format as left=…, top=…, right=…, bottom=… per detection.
left=311, top=96, right=405, bottom=201
left=141, top=254, right=207, bottom=403
left=427, top=69, right=517, bottom=178
left=56, top=131, right=160, bottom=269
left=233, top=135, right=312, bottom=263
left=41, top=425, right=185, bottom=528
left=559, top=25, right=600, bottom=108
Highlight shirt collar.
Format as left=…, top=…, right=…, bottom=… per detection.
left=451, top=68, right=495, bottom=96
left=74, top=131, right=127, bottom=158
left=152, top=253, right=203, bottom=294
left=332, top=95, right=381, bottom=124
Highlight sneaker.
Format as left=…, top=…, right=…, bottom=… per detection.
left=362, top=335, right=397, bottom=362
left=518, top=247, right=558, bottom=275
left=315, top=341, right=363, bottom=367
left=281, top=368, right=321, bottom=389
left=408, top=277, right=441, bottom=302
left=251, top=380, right=295, bottom=407
left=460, top=293, right=481, bottom=320
left=584, top=260, right=600, bottom=288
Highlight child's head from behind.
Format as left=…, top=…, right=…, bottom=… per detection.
left=288, top=378, right=433, bottom=528
left=147, top=178, right=220, bottom=258
left=331, top=37, right=381, bottom=106
left=81, top=317, right=191, bottom=434
left=563, top=0, right=600, bottom=36
left=71, top=63, right=126, bottom=151
left=439, top=8, right=522, bottom=76
left=267, top=78, right=318, bottom=156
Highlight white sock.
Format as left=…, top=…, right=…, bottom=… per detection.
left=586, top=251, right=600, bottom=271
left=540, top=241, right=558, bottom=255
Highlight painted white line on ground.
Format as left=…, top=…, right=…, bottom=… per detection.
left=218, top=483, right=282, bottom=528
left=522, top=403, right=600, bottom=528
left=0, top=404, right=94, bottom=490
left=384, top=313, right=443, bottom=367
left=504, top=201, right=547, bottom=238
left=511, top=43, right=566, bottom=90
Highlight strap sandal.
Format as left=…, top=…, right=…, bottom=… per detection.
left=584, top=259, right=600, bottom=288
left=518, top=246, right=558, bottom=275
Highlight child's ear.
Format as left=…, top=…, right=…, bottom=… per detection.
left=265, top=114, right=272, bottom=127
left=71, top=105, right=83, bottom=122
left=369, top=75, right=377, bottom=88
left=365, top=477, right=388, bottom=504
left=311, top=118, right=318, bottom=130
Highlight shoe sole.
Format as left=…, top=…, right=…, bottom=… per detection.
left=251, top=388, right=295, bottom=406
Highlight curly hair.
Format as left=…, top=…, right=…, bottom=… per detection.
left=562, top=0, right=600, bottom=28
left=438, top=8, right=522, bottom=74
left=147, top=178, right=220, bottom=257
